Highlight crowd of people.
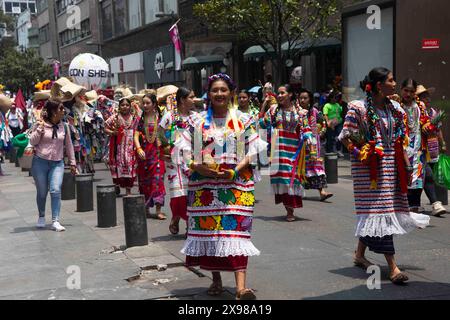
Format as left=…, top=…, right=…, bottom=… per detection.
left=0, top=66, right=447, bottom=299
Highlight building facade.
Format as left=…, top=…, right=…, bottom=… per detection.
left=16, top=8, right=38, bottom=51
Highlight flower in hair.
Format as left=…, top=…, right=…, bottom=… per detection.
left=207, top=73, right=236, bottom=91
left=365, top=84, right=372, bottom=93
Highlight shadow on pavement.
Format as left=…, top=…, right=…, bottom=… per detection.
left=254, top=215, right=312, bottom=222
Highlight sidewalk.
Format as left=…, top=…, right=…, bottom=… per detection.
left=0, top=161, right=234, bottom=300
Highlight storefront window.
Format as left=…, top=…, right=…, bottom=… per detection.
left=163, top=0, right=178, bottom=14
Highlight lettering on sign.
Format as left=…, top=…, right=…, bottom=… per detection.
left=422, top=39, right=440, bottom=50
left=154, top=52, right=165, bottom=80
left=69, top=69, right=108, bottom=78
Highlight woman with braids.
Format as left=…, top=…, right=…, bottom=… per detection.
left=105, top=98, right=137, bottom=196
left=400, top=79, right=445, bottom=215
left=134, top=93, right=166, bottom=220
left=159, top=87, right=200, bottom=234
left=180, top=73, right=266, bottom=300
left=298, top=88, right=333, bottom=201
left=338, top=67, right=429, bottom=284
left=259, top=84, right=312, bottom=222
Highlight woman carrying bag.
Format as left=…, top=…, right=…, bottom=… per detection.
left=29, top=100, right=77, bottom=232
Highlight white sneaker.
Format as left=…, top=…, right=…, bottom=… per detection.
left=36, top=217, right=46, bottom=228
left=431, top=201, right=447, bottom=217
left=52, top=221, right=66, bottom=232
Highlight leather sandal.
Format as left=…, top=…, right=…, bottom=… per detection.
left=353, top=253, right=375, bottom=270
left=390, top=272, right=409, bottom=285
left=207, top=282, right=224, bottom=296
left=169, top=219, right=180, bottom=235
left=236, top=288, right=256, bottom=300
left=320, top=193, right=334, bottom=202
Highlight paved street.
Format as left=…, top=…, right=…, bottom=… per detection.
left=1, top=159, right=450, bottom=300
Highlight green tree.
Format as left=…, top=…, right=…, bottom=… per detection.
left=0, top=48, right=52, bottom=95
left=194, top=0, right=343, bottom=86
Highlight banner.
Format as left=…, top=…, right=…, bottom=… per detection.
left=169, top=22, right=182, bottom=71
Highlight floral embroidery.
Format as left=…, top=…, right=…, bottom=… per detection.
left=199, top=190, right=214, bottom=206
left=193, top=190, right=204, bottom=207
left=240, top=192, right=255, bottom=207
left=218, top=189, right=236, bottom=205
left=221, top=215, right=238, bottom=231
left=231, top=189, right=242, bottom=205
left=199, top=216, right=219, bottom=230
left=240, top=216, right=253, bottom=232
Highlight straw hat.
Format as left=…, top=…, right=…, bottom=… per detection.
left=416, top=85, right=435, bottom=96
left=157, top=85, right=178, bottom=102
left=33, top=90, right=51, bottom=102
left=0, top=94, right=12, bottom=112
left=139, top=89, right=157, bottom=96
left=84, top=90, right=99, bottom=104
left=51, top=77, right=86, bottom=102
left=125, top=93, right=144, bottom=105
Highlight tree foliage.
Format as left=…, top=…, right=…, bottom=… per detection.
left=194, top=0, right=343, bottom=85
left=0, top=49, right=52, bottom=95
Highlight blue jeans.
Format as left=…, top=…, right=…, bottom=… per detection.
left=31, top=156, right=65, bottom=222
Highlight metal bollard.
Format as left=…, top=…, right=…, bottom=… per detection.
left=123, top=195, right=148, bottom=248
left=75, top=173, right=94, bottom=212
left=62, top=167, right=76, bottom=200
left=435, top=183, right=448, bottom=206
left=325, top=153, right=338, bottom=184
left=97, top=185, right=117, bottom=228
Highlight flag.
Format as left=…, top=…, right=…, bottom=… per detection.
left=169, top=22, right=182, bottom=71
left=14, top=88, right=26, bottom=112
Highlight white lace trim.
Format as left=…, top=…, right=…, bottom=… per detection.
left=181, top=238, right=261, bottom=257
left=355, top=212, right=430, bottom=237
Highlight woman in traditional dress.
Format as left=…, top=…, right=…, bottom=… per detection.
left=400, top=79, right=432, bottom=213
left=259, top=84, right=312, bottom=222
left=134, top=93, right=166, bottom=220
left=298, top=89, right=333, bottom=201
left=105, top=98, right=137, bottom=196
left=181, top=73, right=266, bottom=300
left=159, top=87, right=199, bottom=234
left=339, top=67, right=430, bottom=284
left=238, top=90, right=260, bottom=119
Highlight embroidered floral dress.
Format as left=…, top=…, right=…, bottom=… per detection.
left=159, top=110, right=202, bottom=220
left=180, top=109, right=267, bottom=272
left=301, top=107, right=328, bottom=189
left=403, top=101, right=425, bottom=189
left=259, top=105, right=312, bottom=208
left=338, top=99, right=429, bottom=242
left=135, top=115, right=166, bottom=209
left=105, top=113, right=137, bottom=188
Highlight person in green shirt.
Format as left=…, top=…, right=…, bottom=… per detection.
left=323, top=90, right=344, bottom=156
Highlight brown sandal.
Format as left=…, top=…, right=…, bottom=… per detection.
left=169, top=219, right=180, bottom=235
left=353, top=254, right=375, bottom=270
left=207, top=282, right=224, bottom=296
left=236, top=288, right=256, bottom=300
left=390, top=272, right=409, bottom=285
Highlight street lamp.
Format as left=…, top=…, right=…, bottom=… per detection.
left=155, top=11, right=179, bottom=20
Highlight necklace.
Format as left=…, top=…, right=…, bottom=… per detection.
left=144, top=112, right=158, bottom=144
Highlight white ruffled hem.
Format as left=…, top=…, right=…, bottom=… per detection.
left=181, top=238, right=261, bottom=257
left=355, top=212, right=430, bottom=237
left=270, top=184, right=305, bottom=197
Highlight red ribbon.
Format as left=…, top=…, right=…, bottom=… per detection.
left=395, top=138, right=408, bottom=194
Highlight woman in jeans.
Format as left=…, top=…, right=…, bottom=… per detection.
left=30, top=100, right=77, bottom=232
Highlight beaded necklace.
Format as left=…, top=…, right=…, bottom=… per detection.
left=143, top=112, right=158, bottom=144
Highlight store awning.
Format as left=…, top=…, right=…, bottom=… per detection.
left=182, top=55, right=224, bottom=69
left=165, top=61, right=174, bottom=69
left=243, top=45, right=275, bottom=61
left=282, top=37, right=341, bottom=52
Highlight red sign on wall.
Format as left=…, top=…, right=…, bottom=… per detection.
left=422, top=39, right=440, bottom=50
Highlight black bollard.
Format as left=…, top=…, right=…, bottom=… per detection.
left=325, top=153, right=338, bottom=184
left=75, top=173, right=94, bottom=212
left=5, top=151, right=9, bottom=160
left=62, top=167, right=76, bottom=200
left=123, top=195, right=148, bottom=248
left=9, top=148, right=17, bottom=164
left=15, top=155, right=20, bottom=168
left=435, top=183, right=448, bottom=206
left=97, top=185, right=117, bottom=228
